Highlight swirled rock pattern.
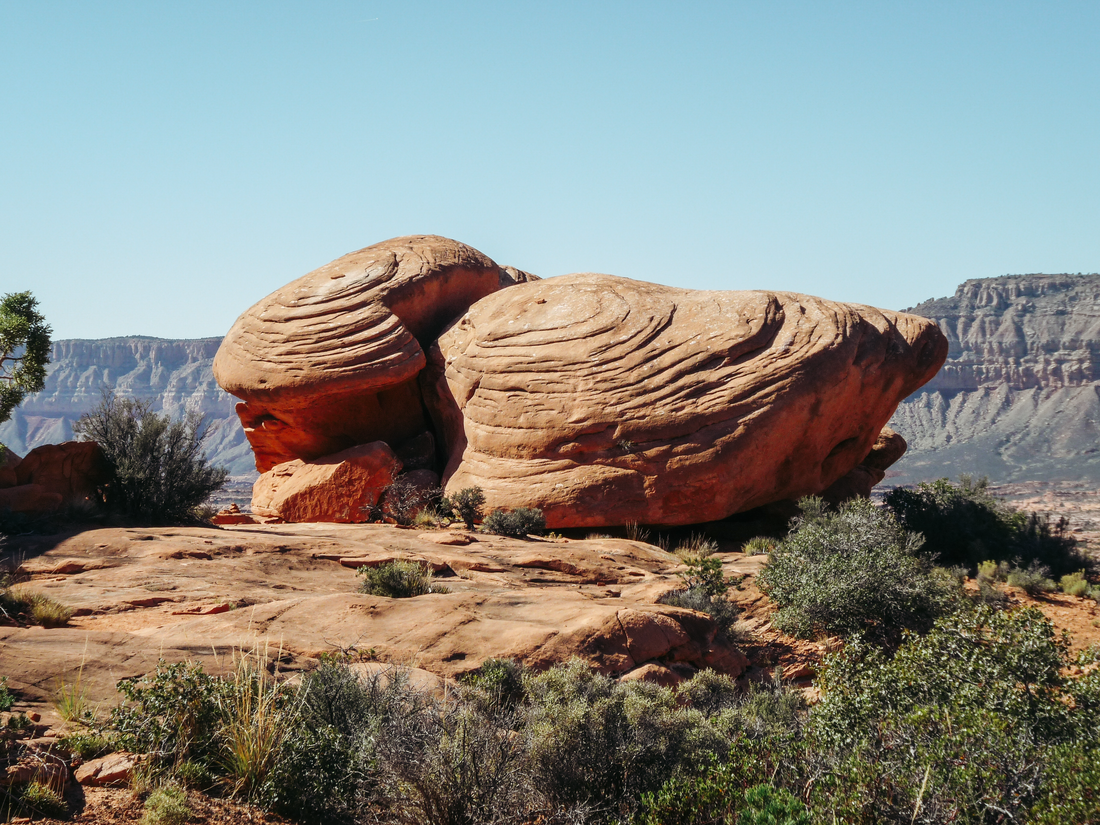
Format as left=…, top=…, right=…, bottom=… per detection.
left=425, top=273, right=946, bottom=527
left=213, top=235, right=506, bottom=472
left=214, top=235, right=946, bottom=526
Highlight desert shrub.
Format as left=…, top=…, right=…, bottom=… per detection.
left=1026, top=742, right=1100, bottom=825
left=659, top=543, right=742, bottom=637
left=1006, top=560, right=1057, bottom=595
left=0, top=586, right=72, bottom=627
left=739, top=783, right=810, bottom=825
left=521, top=658, right=721, bottom=821
left=634, top=759, right=742, bottom=825
left=378, top=698, right=536, bottom=825
left=460, top=657, right=527, bottom=715
left=484, top=507, right=546, bottom=538
left=60, top=731, right=112, bottom=760
left=758, top=497, right=959, bottom=642
left=0, top=676, right=13, bottom=712
left=439, top=486, right=485, bottom=529
left=742, top=536, right=776, bottom=556
left=17, top=780, right=68, bottom=819
left=674, top=534, right=720, bottom=557
left=806, top=606, right=1100, bottom=823
left=885, top=475, right=1090, bottom=577
left=73, top=390, right=228, bottom=525
left=110, top=660, right=229, bottom=766
left=141, top=783, right=192, bottom=825
left=1059, top=569, right=1091, bottom=597
left=357, top=560, right=447, bottom=597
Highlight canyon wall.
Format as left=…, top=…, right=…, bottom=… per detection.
left=889, top=274, right=1100, bottom=485
left=0, top=337, right=256, bottom=476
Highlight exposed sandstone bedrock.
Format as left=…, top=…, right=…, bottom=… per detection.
left=215, top=235, right=947, bottom=526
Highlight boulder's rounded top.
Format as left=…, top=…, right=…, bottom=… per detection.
left=213, top=235, right=502, bottom=403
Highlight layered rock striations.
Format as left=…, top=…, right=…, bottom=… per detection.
left=215, top=235, right=947, bottom=526
left=0, top=337, right=254, bottom=475
left=427, top=274, right=945, bottom=526
left=889, top=274, right=1100, bottom=484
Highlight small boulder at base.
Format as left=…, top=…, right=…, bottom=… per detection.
left=252, top=441, right=401, bottom=523
left=0, top=441, right=110, bottom=515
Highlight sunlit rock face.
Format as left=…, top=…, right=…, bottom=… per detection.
left=214, top=235, right=947, bottom=526
left=426, top=273, right=947, bottom=527
left=213, top=235, right=507, bottom=473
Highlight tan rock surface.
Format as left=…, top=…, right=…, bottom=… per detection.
left=427, top=273, right=947, bottom=527
left=0, top=524, right=751, bottom=712
left=251, top=441, right=401, bottom=522
left=213, top=235, right=507, bottom=471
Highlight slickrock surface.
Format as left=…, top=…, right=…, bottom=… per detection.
left=0, top=523, right=757, bottom=713
left=429, top=274, right=946, bottom=526
left=890, top=274, right=1100, bottom=484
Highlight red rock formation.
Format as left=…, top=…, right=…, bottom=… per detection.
left=213, top=235, right=507, bottom=472
left=251, top=441, right=401, bottom=523
left=426, top=274, right=946, bottom=527
left=213, top=235, right=946, bottom=526
left=0, top=441, right=109, bottom=516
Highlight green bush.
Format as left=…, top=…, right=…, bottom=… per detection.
left=357, top=561, right=448, bottom=597
left=484, top=507, right=546, bottom=538
left=73, top=390, right=228, bottom=525
left=0, top=586, right=73, bottom=627
left=521, top=659, right=721, bottom=821
left=141, top=783, right=192, bottom=825
left=439, top=486, right=485, bottom=529
left=0, top=291, right=52, bottom=428
left=807, top=606, right=1100, bottom=823
left=1026, top=742, right=1100, bottom=825
left=110, top=660, right=229, bottom=767
left=1006, top=560, right=1057, bottom=595
left=885, top=475, right=1090, bottom=577
left=738, top=783, right=810, bottom=825
left=1059, top=569, right=1091, bottom=597
left=17, top=780, right=68, bottom=819
left=742, top=536, right=777, bottom=556
left=658, top=551, right=742, bottom=638
left=758, top=497, right=959, bottom=642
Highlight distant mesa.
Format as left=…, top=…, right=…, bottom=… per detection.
left=214, top=235, right=947, bottom=527
left=889, top=273, right=1100, bottom=485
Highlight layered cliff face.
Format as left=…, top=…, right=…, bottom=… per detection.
left=0, top=337, right=255, bottom=476
left=889, top=274, right=1100, bottom=484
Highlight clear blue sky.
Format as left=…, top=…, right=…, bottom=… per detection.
left=3, top=1, right=1098, bottom=340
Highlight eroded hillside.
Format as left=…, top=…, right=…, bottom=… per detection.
left=890, top=274, right=1100, bottom=484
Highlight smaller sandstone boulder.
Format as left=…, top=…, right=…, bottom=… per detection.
left=0, top=484, right=64, bottom=515
left=14, top=441, right=110, bottom=505
left=252, top=442, right=402, bottom=523
left=821, top=427, right=908, bottom=505
left=619, top=662, right=684, bottom=688
left=75, top=752, right=138, bottom=787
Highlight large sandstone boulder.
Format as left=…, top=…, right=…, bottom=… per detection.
left=425, top=274, right=946, bottom=527
left=214, top=235, right=947, bottom=527
left=213, top=235, right=510, bottom=472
